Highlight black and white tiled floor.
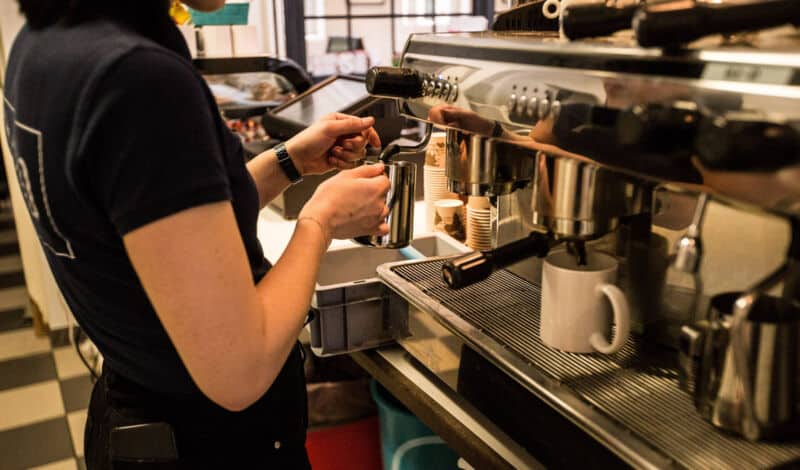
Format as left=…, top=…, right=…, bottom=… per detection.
left=0, top=211, right=91, bottom=470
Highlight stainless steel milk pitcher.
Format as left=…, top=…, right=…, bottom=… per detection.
left=353, top=160, right=417, bottom=249
left=680, top=288, right=800, bottom=441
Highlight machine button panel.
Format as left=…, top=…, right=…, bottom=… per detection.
left=505, top=85, right=566, bottom=123
left=419, top=74, right=459, bottom=103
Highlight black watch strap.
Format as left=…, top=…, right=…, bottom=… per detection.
left=491, top=120, right=504, bottom=138
left=275, top=143, right=303, bottom=184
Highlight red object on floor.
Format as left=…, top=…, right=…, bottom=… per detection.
left=306, top=416, right=383, bottom=470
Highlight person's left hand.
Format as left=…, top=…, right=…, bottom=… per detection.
left=285, top=113, right=381, bottom=176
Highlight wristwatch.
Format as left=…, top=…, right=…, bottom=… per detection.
left=491, top=120, right=504, bottom=138
left=275, top=143, right=303, bottom=185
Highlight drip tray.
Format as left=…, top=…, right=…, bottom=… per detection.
left=378, top=258, right=800, bottom=470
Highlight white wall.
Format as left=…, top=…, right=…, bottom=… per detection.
left=0, top=1, right=24, bottom=61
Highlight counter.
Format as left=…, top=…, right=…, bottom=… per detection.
left=255, top=201, right=545, bottom=468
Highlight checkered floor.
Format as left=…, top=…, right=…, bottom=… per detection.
left=0, top=210, right=90, bottom=470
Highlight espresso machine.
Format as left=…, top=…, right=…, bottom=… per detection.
left=353, top=3, right=800, bottom=467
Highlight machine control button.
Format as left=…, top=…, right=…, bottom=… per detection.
left=517, top=95, right=528, bottom=116
left=422, top=79, right=431, bottom=96
left=550, top=100, right=562, bottom=122
left=507, top=93, right=518, bottom=114
left=442, top=82, right=452, bottom=100
left=434, top=80, right=444, bottom=98
left=527, top=96, right=539, bottom=118
left=538, top=98, right=551, bottom=119
left=449, top=84, right=459, bottom=102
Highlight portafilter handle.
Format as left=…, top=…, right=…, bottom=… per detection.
left=442, top=232, right=558, bottom=289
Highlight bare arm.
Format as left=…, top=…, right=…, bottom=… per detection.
left=246, top=148, right=291, bottom=208
left=123, top=164, right=390, bottom=411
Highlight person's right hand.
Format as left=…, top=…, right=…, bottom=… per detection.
left=299, top=163, right=391, bottom=243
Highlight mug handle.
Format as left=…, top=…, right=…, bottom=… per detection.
left=589, top=283, right=631, bottom=355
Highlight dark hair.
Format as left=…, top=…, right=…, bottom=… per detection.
left=17, top=0, right=170, bottom=30
left=16, top=0, right=71, bottom=29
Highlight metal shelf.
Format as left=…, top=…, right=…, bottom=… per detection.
left=192, top=55, right=285, bottom=75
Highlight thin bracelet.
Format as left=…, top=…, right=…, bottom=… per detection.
left=297, top=216, right=331, bottom=252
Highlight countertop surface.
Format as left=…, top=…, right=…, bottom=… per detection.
left=256, top=200, right=431, bottom=261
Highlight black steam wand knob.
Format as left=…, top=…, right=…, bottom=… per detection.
left=561, top=1, right=639, bottom=40
left=442, top=232, right=559, bottom=289
left=366, top=67, right=425, bottom=99
left=634, top=0, right=800, bottom=48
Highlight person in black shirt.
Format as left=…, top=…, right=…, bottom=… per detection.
left=4, top=0, right=390, bottom=467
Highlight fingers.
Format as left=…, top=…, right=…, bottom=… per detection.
left=338, top=136, right=366, bottom=151
left=348, top=162, right=385, bottom=178
left=331, top=145, right=366, bottom=162
left=324, top=116, right=376, bottom=138
left=327, top=157, right=359, bottom=170
left=364, top=127, right=381, bottom=148
left=371, top=223, right=390, bottom=236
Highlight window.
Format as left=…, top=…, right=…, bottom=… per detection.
left=304, top=0, right=326, bottom=39
left=300, top=0, right=490, bottom=76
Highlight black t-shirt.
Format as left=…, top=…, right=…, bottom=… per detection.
left=4, top=14, right=271, bottom=395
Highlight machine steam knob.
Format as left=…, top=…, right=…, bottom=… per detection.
left=366, top=67, right=425, bottom=99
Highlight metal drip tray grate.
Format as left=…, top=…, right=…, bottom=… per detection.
left=387, top=259, right=800, bottom=470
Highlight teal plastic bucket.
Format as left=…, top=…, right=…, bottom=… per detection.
left=370, top=380, right=459, bottom=470
left=190, top=4, right=249, bottom=26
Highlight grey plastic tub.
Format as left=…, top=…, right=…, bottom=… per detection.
left=309, top=233, right=469, bottom=357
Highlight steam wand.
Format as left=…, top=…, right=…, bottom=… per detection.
left=378, top=123, right=433, bottom=163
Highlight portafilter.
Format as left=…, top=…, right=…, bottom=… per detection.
left=531, top=151, right=650, bottom=241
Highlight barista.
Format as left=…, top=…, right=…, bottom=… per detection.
left=5, top=0, right=389, bottom=467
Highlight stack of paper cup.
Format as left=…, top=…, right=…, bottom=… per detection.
left=466, top=196, right=492, bottom=251
left=424, top=132, right=450, bottom=231
left=424, top=166, right=450, bottom=231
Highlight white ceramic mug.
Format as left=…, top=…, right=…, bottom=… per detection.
left=540, top=250, right=630, bottom=354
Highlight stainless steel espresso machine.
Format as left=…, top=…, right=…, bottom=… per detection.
left=343, top=6, right=800, bottom=469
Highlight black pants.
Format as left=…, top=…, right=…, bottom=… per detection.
left=85, top=345, right=310, bottom=469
